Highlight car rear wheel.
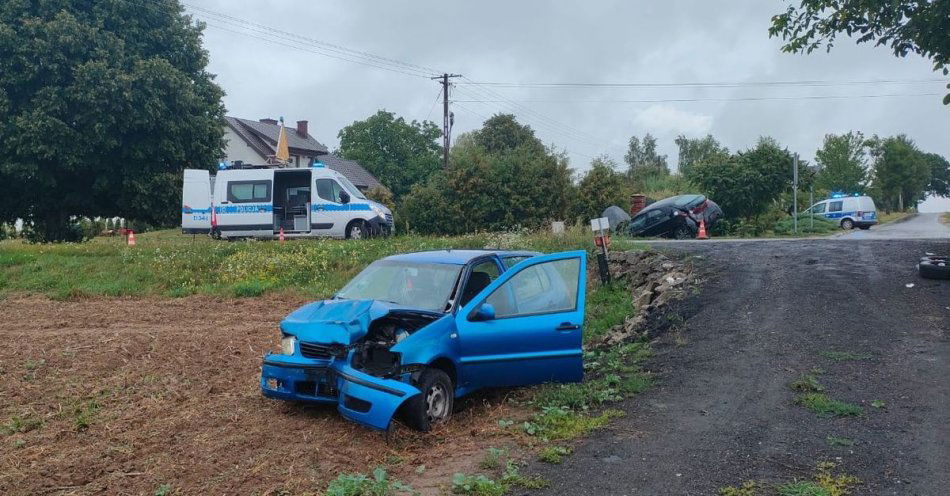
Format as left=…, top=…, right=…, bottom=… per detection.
left=403, top=368, right=453, bottom=432
left=673, top=225, right=694, bottom=240
left=840, top=219, right=854, bottom=230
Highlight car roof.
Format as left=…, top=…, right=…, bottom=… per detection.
left=383, top=250, right=540, bottom=265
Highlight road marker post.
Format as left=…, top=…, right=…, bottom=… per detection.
left=590, top=217, right=611, bottom=285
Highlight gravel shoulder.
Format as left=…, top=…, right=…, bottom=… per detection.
left=533, top=239, right=950, bottom=495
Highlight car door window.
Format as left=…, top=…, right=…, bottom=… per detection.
left=482, top=258, right=579, bottom=319
left=459, top=260, right=501, bottom=307
left=811, top=202, right=826, bottom=214
left=316, top=179, right=345, bottom=203
left=645, top=209, right=666, bottom=226
left=828, top=201, right=843, bottom=213
left=502, top=256, right=531, bottom=268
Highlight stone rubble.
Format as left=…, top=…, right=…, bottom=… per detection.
left=595, top=250, right=695, bottom=347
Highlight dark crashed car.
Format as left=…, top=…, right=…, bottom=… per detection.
left=627, top=194, right=722, bottom=239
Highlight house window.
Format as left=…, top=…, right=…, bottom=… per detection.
left=227, top=180, right=271, bottom=203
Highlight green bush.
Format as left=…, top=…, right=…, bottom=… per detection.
left=326, top=467, right=413, bottom=496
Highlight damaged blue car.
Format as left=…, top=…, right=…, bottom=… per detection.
left=260, top=249, right=587, bottom=431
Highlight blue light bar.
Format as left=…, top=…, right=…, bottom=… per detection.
left=311, top=160, right=325, bottom=168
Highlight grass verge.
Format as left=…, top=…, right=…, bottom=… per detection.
left=0, top=227, right=643, bottom=299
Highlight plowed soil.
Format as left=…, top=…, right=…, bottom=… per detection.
left=0, top=295, right=527, bottom=495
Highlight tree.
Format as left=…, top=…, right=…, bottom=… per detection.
left=337, top=110, right=441, bottom=198
left=625, top=134, right=669, bottom=178
left=769, top=0, right=950, bottom=104
left=471, top=114, right=544, bottom=154
left=402, top=117, right=572, bottom=234
left=691, top=137, right=795, bottom=221
left=814, top=132, right=869, bottom=193
left=674, top=134, right=729, bottom=179
left=0, top=0, right=226, bottom=241
left=571, top=156, right=630, bottom=221
left=867, top=135, right=932, bottom=211
left=924, top=152, right=950, bottom=198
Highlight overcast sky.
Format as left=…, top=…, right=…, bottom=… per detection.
left=192, top=0, right=949, bottom=211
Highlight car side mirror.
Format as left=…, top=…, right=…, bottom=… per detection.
left=470, top=303, right=495, bottom=322
left=339, top=190, right=350, bottom=204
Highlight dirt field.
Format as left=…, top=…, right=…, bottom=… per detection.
left=0, top=295, right=530, bottom=495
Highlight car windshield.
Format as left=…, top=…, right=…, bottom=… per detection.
left=335, top=260, right=462, bottom=312
left=336, top=175, right=367, bottom=200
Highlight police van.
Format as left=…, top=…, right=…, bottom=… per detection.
left=181, top=161, right=393, bottom=240
left=805, top=194, right=877, bottom=230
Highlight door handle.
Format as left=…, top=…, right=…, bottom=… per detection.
left=556, top=323, right=580, bottom=331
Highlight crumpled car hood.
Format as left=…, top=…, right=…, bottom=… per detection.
left=280, top=299, right=413, bottom=345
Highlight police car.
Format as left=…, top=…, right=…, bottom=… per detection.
left=181, top=160, right=394, bottom=240
left=805, top=194, right=878, bottom=230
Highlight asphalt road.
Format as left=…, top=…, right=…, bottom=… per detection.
left=532, top=239, right=949, bottom=495
left=839, top=213, right=950, bottom=240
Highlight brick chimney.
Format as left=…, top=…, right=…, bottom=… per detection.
left=259, top=118, right=278, bottom=125
left=296, top=120, right=308, bottom=137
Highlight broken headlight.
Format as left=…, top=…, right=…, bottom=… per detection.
left=280, top=335, right=296, bottom=355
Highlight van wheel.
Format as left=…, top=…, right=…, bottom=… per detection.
left=403, top=368, right=453, bottom=432
left=859, top=225, right=870, bottom=230
left=840, top=219, right=854, bottom=230
left=345, top=220, right=365, bottom=240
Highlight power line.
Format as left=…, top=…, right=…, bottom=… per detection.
left=453, top=92, right=943, bottom=104
left=186, top=3, right=442, bottom=77
left=457, top=78, right=947, bottom=89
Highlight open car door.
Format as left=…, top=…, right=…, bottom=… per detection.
left=181, top=169, right=212, bottom=234
left=455, top=251, right=587, bottom=391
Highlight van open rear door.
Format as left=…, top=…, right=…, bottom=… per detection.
left=182, top=169, right=212, bottom=234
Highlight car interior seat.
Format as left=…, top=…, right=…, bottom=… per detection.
left=460, top=271, right=492, bottom=307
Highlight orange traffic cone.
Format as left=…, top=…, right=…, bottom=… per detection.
left=697, top=219, right=709, bottom=240
left=279, top=227, right=285, bottom=243
left=127, top=230, right=137, bottom=246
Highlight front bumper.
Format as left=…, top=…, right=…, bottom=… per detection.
left=260, top=353, right=420, bottom=430
left=366, top=214, right=394, bottom=236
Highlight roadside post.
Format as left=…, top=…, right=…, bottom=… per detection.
left=793, top=153, right=799, bottom=235
left=809, top=186, right=814, bottom=233
left=590, top=217, right=611, bottom=285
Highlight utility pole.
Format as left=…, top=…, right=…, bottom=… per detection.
left=432, top=73, right=462, bottom=168
left=793, top=153, right=799, bottom=235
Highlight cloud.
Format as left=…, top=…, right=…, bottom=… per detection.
left=634, top=105, right=713, bottom=137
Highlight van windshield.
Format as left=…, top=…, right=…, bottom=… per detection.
left=336, top=175, right=367, bottom=200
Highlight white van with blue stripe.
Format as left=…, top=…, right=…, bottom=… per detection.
left=805, top=194, right=878, bottom=230
left=181, top=161, right=393, bottom=240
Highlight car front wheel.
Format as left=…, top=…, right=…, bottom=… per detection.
left=840, top=219, right=854, bottom=230
left=673, top=225, right=694, bottom=239
left=403, top=368, right=453, bottom=432
left=346, top=220, right=365, bottom=239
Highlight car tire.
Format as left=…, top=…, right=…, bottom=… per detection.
left=673, top=225, right=694, bottom=240
left=840, top=219, right=854, bottom=230
left=403, top=368, right=453, bottom=432
left=919, top=260, right=950, bottom=280
left=345, top=220, right=365, bottom=240
left=858, top=226, right=871, bottom=230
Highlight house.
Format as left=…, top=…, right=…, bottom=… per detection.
left=223, top=116, right=385, bottom=192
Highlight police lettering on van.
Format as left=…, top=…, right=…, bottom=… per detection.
left=804, top=194, right=877, bottom=230
left=182, top=161, right=394, bottom=240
